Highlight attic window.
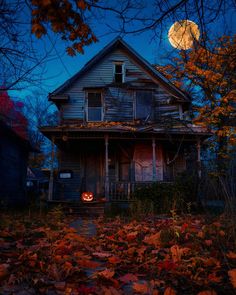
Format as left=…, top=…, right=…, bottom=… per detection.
left=87, top=92, right=103, bottom=121
left=113, top=62, right=124, bottom=83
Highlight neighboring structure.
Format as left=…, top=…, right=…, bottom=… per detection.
left=41, top=38, right=209, bottom=203
left=0, top=119, right=32, bottom=207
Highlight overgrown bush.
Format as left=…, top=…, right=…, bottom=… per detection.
left=131, top=172, right=198, bottom=214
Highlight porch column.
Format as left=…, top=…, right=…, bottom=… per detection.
left=197, top=137, right=201, bottom=179
left=48, top=136, right=55, bottom=201
left=104, top=134, right=109, bottom=201
left=152, top=137, right=157, bottom=181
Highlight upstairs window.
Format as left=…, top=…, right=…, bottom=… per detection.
left=135, top=91, right=153, bottom=120
left=87, top=92, right=103, bottom=121
left=113, top=62, right=124, bottom=83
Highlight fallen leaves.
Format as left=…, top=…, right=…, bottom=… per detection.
left=228, top=269, right=236, bottom=288
left=0, top=213, right=235, bottom=294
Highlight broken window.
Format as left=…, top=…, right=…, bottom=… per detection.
left=136, top=90, right=153, bottom=120
left=87, top=92, right=103, bottom=121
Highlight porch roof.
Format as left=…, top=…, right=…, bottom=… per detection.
left=40, top=121, right=211, bottom=139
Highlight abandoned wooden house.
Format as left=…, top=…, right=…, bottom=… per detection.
left=41, top=38, right=209, bottom=204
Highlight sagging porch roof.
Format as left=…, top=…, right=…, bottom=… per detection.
left=40, top=121, right=211, bottom=140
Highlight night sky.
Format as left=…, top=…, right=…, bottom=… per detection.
left=8, top=1, right=236, bottom=101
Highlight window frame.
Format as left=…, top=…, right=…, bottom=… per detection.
left=113, top=62, right=125, bottom=84
left=86, top=91, right=104, bottom=122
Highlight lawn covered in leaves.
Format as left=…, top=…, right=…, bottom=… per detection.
left=0, top=210, right=236, bottom=294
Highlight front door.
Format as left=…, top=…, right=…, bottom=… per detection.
left=84, top=147, right=103, bottom=196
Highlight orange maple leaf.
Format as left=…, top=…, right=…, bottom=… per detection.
left=228, top=269, right=236, bottom=288
left=133, top=281, right=149, bottom=294
left=164, top=287, right=176, bottom=295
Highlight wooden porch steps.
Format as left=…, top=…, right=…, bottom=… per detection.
left=48, top=200, right=105, bottom=216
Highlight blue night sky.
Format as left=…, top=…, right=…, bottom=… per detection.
left=8, top=1, right=236, bottom=101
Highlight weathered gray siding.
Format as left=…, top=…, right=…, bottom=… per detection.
left=56, top=151, right=81, bottom=200
left=58, top=49, right=182, bottom=122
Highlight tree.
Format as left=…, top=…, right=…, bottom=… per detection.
left=157, top=35, right=236, bottom=161
left=0, top=89, right=28, bottom=139
left=22, top=93, right=58, bottom=167
left=31, top=0, right=236, bottom=54
left=1, top=0, right=235, bottom=91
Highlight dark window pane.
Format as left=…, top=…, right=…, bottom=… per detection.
left=88, top=107, right=102, bottom=121
left=114, top=73, right=123, bottom=83
left=88, top=92, right=101, bottom=107
left=136, top=91, right=153, bottom=120
left=115, top=64, right=123, bottom=73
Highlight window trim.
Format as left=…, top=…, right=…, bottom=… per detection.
left=86, top=91, right=104, bottom=122
left=113, top=62, right=125, bottom=83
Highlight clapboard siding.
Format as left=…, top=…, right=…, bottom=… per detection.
left=58, top=48, right=181, bottom=121
left=104, top=88, right=134, bottom=121
left=56, top=152, right=81, bottom=200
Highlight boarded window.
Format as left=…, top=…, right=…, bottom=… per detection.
left=87, top=92, right=102, bottom=121
left=136, top=91, right=153, bottom=120
left=114, top=63, right=124, bottom=83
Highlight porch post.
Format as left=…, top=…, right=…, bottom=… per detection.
left=197, top=137, right=201, bottom=179
left=48, top=136, right=55, bottom=201
left=104, top=134, right=109, bottom=201
left=152, top=137, right=157, bottom=181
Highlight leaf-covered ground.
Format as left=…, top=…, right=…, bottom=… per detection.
left=0, top=212, right=236, bottom=294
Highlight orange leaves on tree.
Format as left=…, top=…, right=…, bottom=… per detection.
left=31, top=0, right=98, bottom=55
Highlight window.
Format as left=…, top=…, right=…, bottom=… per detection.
left=114, top=63, right=124, bottom=83
left=135, top=91, right=153, bottom=120
left=87, top=92, right=103, bottom=121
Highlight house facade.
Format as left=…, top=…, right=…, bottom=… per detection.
left=41, top=38, right=209, bottom=203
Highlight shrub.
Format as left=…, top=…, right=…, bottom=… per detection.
left=131, top=172, right=198, bottom=214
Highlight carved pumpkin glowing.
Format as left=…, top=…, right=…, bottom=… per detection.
left=81, top=191, right=94, bottom=202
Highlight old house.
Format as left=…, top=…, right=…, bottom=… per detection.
left=41, top=38, right=209, bottom=204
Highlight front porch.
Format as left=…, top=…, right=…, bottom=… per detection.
left=41, top=130, right=203, bottom=203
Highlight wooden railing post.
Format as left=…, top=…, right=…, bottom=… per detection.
left=104, top=134, right=109, bottom=202
left=48, top=136, right=55, bottom=201
left=152, top=137, right=157, bottom=181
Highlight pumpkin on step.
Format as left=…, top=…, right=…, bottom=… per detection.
left=81, top=192, right=94, bottom=202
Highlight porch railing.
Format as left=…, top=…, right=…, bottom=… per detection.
left=109, top=181, right=154, bottom=201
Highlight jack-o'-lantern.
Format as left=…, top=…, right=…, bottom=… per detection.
left=81, top=191, right=94, bottom=202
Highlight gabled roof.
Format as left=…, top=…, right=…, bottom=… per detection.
left=49, top=37, right=190, bottom=102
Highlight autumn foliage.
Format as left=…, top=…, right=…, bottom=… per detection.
left=0, top=90, right=28, bottom=139
left=158, top=35, right=236, bottom=157
left=31, top=0, right=98, bottom=56
left=0, top=213, right=236, bottom=294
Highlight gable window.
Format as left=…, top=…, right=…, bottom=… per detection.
left=135, top=91, right=153, bottom=120
left=87, top=92, right=103, bottom=121
left=113, top=62, right=124, bottom=83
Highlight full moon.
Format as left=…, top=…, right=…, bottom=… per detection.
left=168, top=20, right=200, bottom=50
